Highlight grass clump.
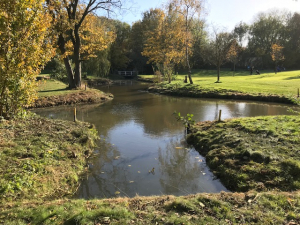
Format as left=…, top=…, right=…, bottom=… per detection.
left=187, top=115, right=300, bottom=192
left=0, top=113, right=98, bottom=203
left=1, top=192, right=300, bottom=224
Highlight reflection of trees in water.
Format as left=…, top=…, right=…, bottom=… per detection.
left=157, top=137, right=204, bottom=195
left=78, top=139, right=133, bottom=198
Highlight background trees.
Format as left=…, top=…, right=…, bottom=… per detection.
left=46, top=0, right=121, bottom=89
left=203, top=31, right=233, bottom=82
left=247, top=11, right=287, bottom=69
left=0, top=0, right=54, bottom=118
left=271, top=44, right=285, bottom=73
left=284, top=12, right=300, bottom=69
left=142, top=8, right=185, bottom=83
left=167, top=0, right=205, bottom=84
left=43, top=2, right=300, bottom=83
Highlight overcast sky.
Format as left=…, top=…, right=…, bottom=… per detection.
left=115, top=0, right=300, bottom=31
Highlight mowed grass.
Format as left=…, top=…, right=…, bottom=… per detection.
left=37, top=79, right=80, bottom=97
left=141, top=69, right=300, bottom=97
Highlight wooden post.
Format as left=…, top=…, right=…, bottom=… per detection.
left=218, top=110, right=222, bottom=122
left=74, top=107, right=77, bottom=122
left=85, top=84, right=87, bottom=90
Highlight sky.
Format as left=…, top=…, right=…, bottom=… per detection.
left=115, top=0, right=300, bottom=31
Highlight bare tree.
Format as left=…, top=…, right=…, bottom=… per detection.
left=203, top=28, right=233, bottom=82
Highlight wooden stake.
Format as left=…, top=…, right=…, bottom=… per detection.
left=298, top=88, right=299, bottom=98
left=74, top=107, right=77, bottom=122
left=218, top=110, right=222, bottom=122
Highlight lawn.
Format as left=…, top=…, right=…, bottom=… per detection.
left=141, top=69, right=300, bottom=97
left=37, top=79, right=78, bottom=97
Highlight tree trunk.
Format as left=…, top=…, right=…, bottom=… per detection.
left=185, top=12, right=193, bottom=85
left=58, top=34, right=75, bottom=89
left=73, top=25, right=82, bottom=88
left=217, top=65, right=220, bottom=82
left=63, top=57, right=75, bottom=88
left=186, top=49, right=193, bottom=84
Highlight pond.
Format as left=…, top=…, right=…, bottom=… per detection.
left=33, top=82, right=296, bottom=198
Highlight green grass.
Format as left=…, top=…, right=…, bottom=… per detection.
left=141, top=69, right=300, bottom=97
left=0, top=113, right=98, bottom=203
left=187, top=115, right=300, bottom=192
left=1, top=192, right=299, bottom=224
left=37, top=79, right=78, bottom=97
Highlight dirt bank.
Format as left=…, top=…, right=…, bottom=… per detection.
left=30, top=89, right=113, bottom=108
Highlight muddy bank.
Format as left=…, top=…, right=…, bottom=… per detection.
left=148, top=85, right=297, bottom=105
left=30, top=89, right=113, bottom=108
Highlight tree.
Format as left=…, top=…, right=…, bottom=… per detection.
left=129, top=21, right=149, bottom=74
left=142, top=8, right=185, bottom=83
left=190, top=18, right=207, bottom=69
left=270, top=43, right=285, bottom=74
left=233, top=21, right=249, bottom=47
left=247, top=10, right=288, bottom=68
left=168, top=0, right=205, bottom=84
left=226, top=39, right=243, bottom=73
left=284, top=12, right=300, bottom=69
left=0, top=0, right=54, bottom=118
left=203, top=30, right=233, bottom=82
left=46, top=0, right=120, bottom=89
left=109, top=20, right=131, bottom=72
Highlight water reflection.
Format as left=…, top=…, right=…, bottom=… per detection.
left=32, top=83, right=297, bottom=198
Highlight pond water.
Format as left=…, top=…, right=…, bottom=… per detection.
left=33, top=82, right=296, bottom=198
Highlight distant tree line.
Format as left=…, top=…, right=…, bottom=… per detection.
left=46, top=7, right=300, bottom=84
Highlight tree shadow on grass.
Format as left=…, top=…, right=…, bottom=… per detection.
left=283, top=75, right=300, bottom=80
left=39, top=88, right=69, bottom=93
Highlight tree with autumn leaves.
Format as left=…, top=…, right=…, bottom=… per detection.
left=46, top=0, right=121, bottom=89
left=142, top=0, right=205, bottom=84
left=0, top=0, right=55, bottom=118
left=142, top=8, right=185, bottom=83
left=270, top=43, right=285, bottom=74
left=169, top=0, right=204, bottom=84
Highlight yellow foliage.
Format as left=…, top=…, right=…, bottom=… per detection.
left=142, top=8, right=185, bottom=82
left=271, top=43, right=285, bottom=62
left=0, top=0, right=55, bottom=118
left=80, top=15, right=116, bottom=60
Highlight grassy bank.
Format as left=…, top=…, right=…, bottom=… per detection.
left=1, top=115, right=300, bottom=224
left=0, top=113, right=98, bottom=203
left=1, top=191, right=299, bottom=224
left=142, top=69, right=300, bottom=104
left=33, top=79, right=113, bottom=108
left=187, top=115, right=300, bottom=192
